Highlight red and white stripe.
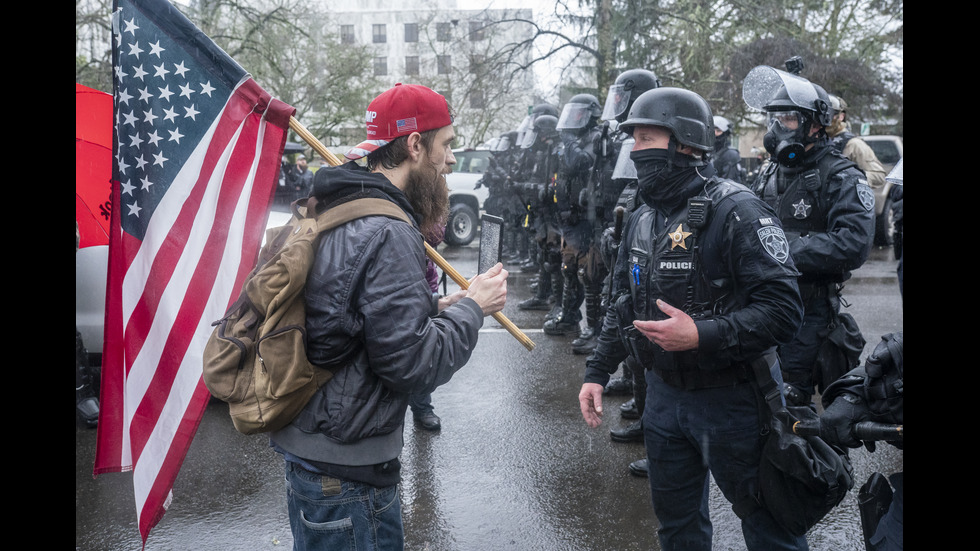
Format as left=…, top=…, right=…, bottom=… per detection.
left=95, top=77, right=294, bottom=542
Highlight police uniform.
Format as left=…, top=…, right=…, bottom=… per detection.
left=546, top=125, right=601, bottom=334
left=585, top=173, right=806, bottom=549
left=755, top=140, right=875, bottom=399
left=516, top=127, right=564, bottom=311
left=712, top=140, right=743, bottom=183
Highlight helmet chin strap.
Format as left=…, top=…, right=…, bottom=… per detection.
left=667, top=135, right=704, bottom=169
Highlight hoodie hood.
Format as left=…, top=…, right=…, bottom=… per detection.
left=310, top=161, right=420, bottom=226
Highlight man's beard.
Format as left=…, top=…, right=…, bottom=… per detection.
left=404, top=159, right=450, bottom=233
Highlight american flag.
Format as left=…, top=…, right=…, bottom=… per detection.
left=94, top=0, right=294, bottom=544
left=396, top=117, right=418, bottom=132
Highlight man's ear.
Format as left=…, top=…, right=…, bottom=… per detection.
left=405, top=132, right=424, bottom=161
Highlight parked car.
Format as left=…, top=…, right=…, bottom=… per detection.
left=856, top=135, right=903, bottom=246
left=76, top=244, right=109, bottom=363
left=444, top=148, right=491, bottom=246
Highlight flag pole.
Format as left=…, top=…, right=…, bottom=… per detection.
left=288, top=116, right=535, bottom=351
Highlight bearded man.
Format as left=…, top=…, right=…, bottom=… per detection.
left=270, top=83, right=508, bottom=550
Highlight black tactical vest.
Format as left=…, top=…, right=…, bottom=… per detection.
left=621, top=178, right=753, bottom=385
left=756, top=152, right=856, bottom=236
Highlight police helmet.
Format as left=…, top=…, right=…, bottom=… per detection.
left=521, top=114, right=559, bottom=148
left=713, top=116, right=733, bottom=134
left=619, top=87, right=714, bottom=152
left=557, top=94, right=601, bottom=131
left=745, top=66, right=832, bottom=128
left=531, top=103, right=559, bottom=119
left=493, top=130, right=518, bottom=152
left=602, top=69, right=661, bottom=123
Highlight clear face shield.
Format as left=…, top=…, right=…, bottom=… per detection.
left=520, top=129, right=537, bottom=149
left=601, top=85, right=630, bottom=122
left=557, top=103, right=593, bottom=130
left=515, top=115, right=531, bottom=147
left=742, top=66, right=822, bottom=113
left=611, top=138, right=637, bottom=180
left=493, top=136, right=512, bottom=152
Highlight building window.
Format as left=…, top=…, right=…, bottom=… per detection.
left=374, top=57, right=387, bottom=76
left=405, top=56, right=419, bottom=76
left=437, top=55, right=452, bottom=75
left=469, top=54, right=485, bottom=73
left=469, top=20, right=486, bottom=41
left=436, top=22, right=452, bottom=42
left=372, top=24, right=386, bottom=44
left=470, top=90, right=485, bottom=109
left=340, top=25, right=355, bottom=44
left=404, top=23, right=418, bottom=43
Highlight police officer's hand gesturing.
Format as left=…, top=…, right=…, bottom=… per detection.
left=633, top=299, right=699, bottom=352
left=578, top=383, right=605, bottom=428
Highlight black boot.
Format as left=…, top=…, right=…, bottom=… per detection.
left=544, top=269, right=581, bottom=335
left=629, top=458, right=649, bottom=477
left=571, top=292, right=602, bottom=354
left=610, top=420, right=643, bottom=443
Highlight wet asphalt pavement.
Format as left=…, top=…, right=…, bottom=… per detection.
left=76, top=242, right=903, bottom=551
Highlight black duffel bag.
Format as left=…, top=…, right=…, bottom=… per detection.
left=758, top=405, right=855, bottom=536
left=739, top=352, right=855, bottom=537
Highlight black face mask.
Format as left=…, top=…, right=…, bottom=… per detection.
left=631, top=148, right=697, bottom=209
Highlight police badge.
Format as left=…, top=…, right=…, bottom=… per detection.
left=758, top=225, right=790, bottom=263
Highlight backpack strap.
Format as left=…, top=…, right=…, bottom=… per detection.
left=290, top=196, right=413, bottom=232
left=315, top=197, right=412, bottom=230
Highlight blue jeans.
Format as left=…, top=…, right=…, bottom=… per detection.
left=284, top=461, right=403, bottom=551
left=643, top=370, right=808, bottom=551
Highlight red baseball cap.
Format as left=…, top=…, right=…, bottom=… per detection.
left=345, top=83, right=453, bottom=161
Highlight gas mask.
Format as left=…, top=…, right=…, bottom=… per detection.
left=763, top=110, right=808, bottom=167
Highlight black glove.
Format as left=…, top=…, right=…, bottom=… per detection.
left=819, top=392, right=870, bottom=449
left=600, top=226, right=619, bottom=262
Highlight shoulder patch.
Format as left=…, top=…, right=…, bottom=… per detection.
left=856, top=182, right=876, bottom=212
left=757, top=224, right=790, bottom=264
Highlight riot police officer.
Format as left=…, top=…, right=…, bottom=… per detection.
left=711, top=115, right=744, bottom=183
left=545, top=94, right=603, bottom=337
left=578, top=86, right=806, bottom=550
left=593, top=69, right=662, bottom=473
left=743, top=66, right=876, bottom=404
left=572, top=69, right=664, bottom=357
left=480, top=131, right=527, bottom=261
left=517, top=112, right=564, bottom=314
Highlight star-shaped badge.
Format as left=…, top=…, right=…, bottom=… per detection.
left=668, top=223, right=692, bottom=250
left=792, top=198, right=812, bottom=219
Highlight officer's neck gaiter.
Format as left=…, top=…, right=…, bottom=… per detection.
left=631, top=148, right=699, bottom=211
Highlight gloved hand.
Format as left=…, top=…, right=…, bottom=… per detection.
left=600, top=226, right=619, bottom=261
left=819, top=392, right=870, bottom=449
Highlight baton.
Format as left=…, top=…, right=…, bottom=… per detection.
left=289, top=116, right=535, bottom=351
left=792, top=419, right=903, bottom=441
left=613, top=206, right=625, bottom=240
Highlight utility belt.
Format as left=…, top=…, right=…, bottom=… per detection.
left=654, top=361, right=754, bottom=391
left=622, top=324, right=753, bottom=391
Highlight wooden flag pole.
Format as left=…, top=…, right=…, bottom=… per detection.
left=288, top=116, right=535, bottom=351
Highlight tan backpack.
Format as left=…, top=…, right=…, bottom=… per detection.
left=203, top=196, right=411, bottom=434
